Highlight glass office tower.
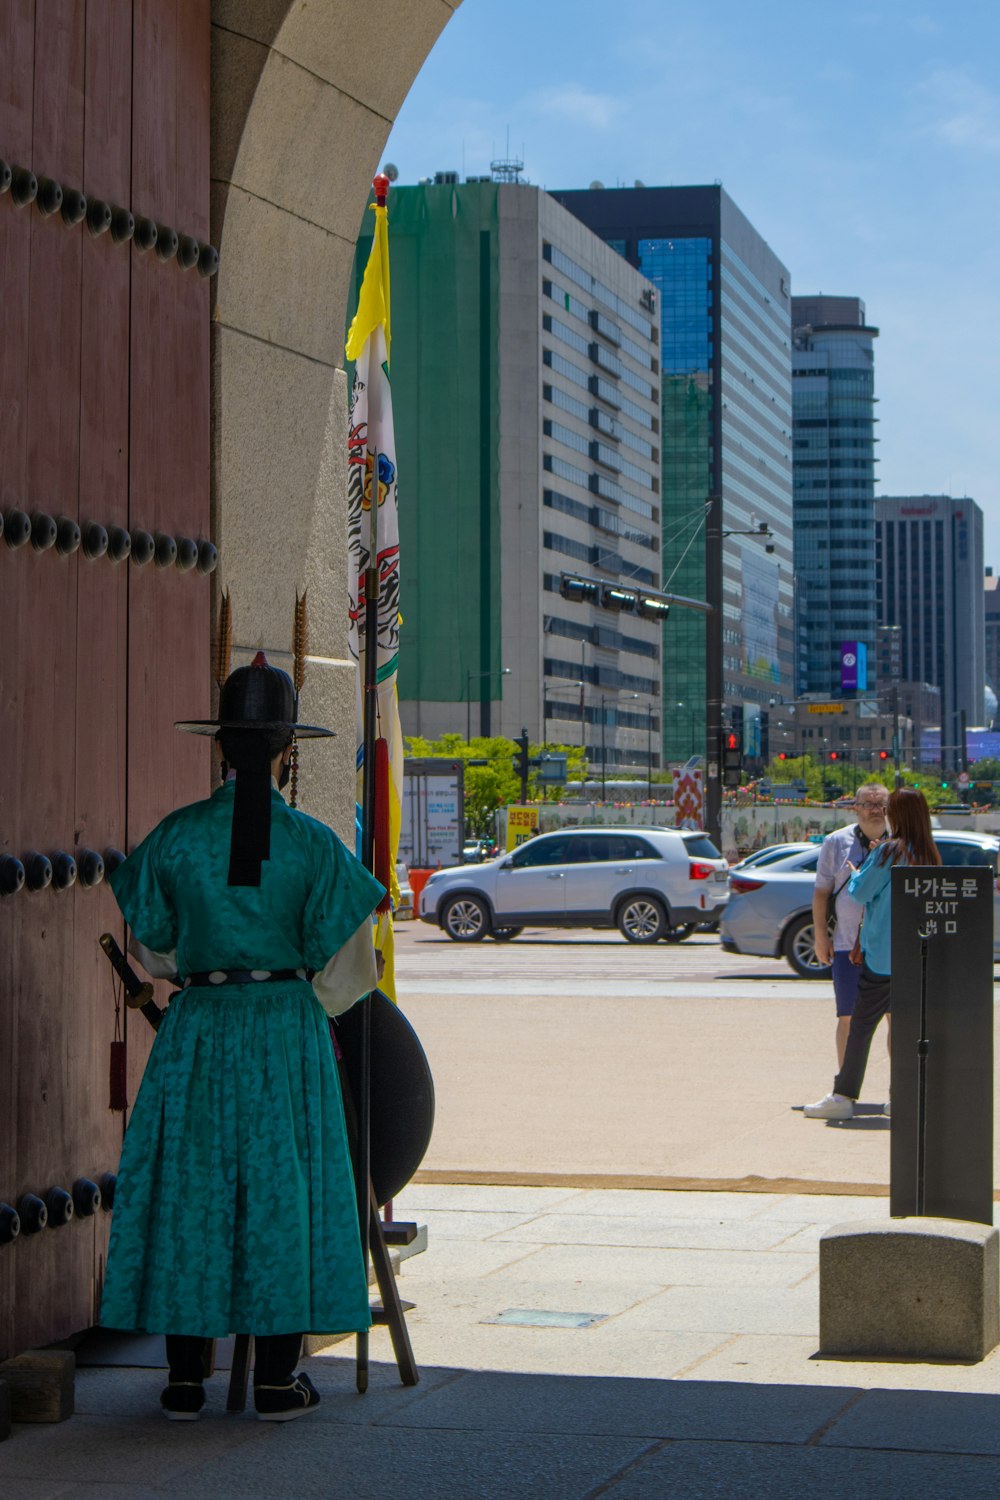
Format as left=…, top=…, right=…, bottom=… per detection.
left=792, top=296, right=879, bottom=697
left=553, top=185, right=794, bottom=766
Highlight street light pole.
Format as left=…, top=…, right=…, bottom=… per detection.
left=466, top=666, right=511, bottom=742
left=677, top=701, right=697, bottom=761
left=647, top=704, right=652, bottom=799
left=544, top=681, right=584, bottom=759
left=598, top=690, right=641, bottom=795
left=705, top=494, right=723, bottom=847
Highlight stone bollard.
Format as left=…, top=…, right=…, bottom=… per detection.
left=820, top=1218, right=1000, bottom=1362
left=0, top=1350, right=74, bottom=1423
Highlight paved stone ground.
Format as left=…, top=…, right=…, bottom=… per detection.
left=3, top=923, right=999, bottom=1494
left=392, top=1182, right=1000, bottom=1396
left=5, top=1185, right=1000, bottom=1497
left=397, top=924, right=910, bottom=1187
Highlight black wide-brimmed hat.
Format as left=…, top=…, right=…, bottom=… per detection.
left=176, top=652, right=333, bottom=888
left=175, top=651, right=334, bottom=738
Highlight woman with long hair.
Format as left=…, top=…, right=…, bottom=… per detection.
left=805, top=788, right=940, bottom=1121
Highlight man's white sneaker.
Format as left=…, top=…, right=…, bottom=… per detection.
left=803, top=1092, right=854, bottom=1120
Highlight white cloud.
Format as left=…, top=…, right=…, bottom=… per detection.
left=525, top=85, right=620, bottom=130
left=916, top=68, right=1000, bottom=154
left=908, top=14, right=942, bottom=35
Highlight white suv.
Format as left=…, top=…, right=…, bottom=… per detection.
left=418, top=825, right=729, bottom=944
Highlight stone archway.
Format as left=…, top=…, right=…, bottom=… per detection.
left=210, top=0, right=461, bottom=834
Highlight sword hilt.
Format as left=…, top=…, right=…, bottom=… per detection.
left=99, top=932, right=164, bottom=1029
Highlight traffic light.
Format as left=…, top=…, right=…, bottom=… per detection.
left=722, top=729, right=742, bottom=789
left=878, top=750, right=889, bottom=761
left=512, top=728, right=530, bottom=802
left=559, top=574, right=599, bottom=605
left=601, top=584, right=637, bottom=612
left=777, top=752, right=787, bottom=761
left=829, top=751, right=839, bottom=762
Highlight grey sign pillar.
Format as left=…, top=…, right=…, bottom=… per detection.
left=890, top=865, right=994, bottom=1224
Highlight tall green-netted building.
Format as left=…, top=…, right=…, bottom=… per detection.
left=350, top=182, right=502, bottom=735
left=350, top=178, right=664, bottom=774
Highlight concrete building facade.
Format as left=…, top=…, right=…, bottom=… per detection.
left=550, top=184, right=795, bottom=768
left=792, top=296, right=879, bottom=698
left=768, top=697, right=915, bottom=776
left=351, top=180, right=663, bottom=775
left=875, top=495, right=985, bottom=768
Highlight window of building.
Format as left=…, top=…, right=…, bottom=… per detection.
left=543, top=242, right=655, bottom=338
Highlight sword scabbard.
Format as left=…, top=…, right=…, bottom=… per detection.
left=99, top=932, right=165, bottom=1030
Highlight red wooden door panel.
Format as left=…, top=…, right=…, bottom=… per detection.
left=73, top=0, right=134, bottom=1333
left=126, top=0, right=212, bottom=1101
left=0, top=0, right=37, bottom=1367
left=0, top=0, right=212, bottom=1358
left=10, top=0, right=89, bottom=1357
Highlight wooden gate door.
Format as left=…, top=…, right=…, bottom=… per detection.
left=0, top=0, right=212, bottom=1360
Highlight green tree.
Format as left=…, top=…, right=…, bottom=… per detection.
left=765, top=753, right=955, bottom=804
left=765, top=754, right=826, bottom=800
left=404, top=733, right=584, bottom=834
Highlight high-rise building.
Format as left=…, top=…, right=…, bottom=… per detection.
left=349, top=180, right=663, bottom=774
left=791, top=296, right=879, bottom=697
left=876, top=624, right=902, bottom=690
left=551, top=185, right=794, bottom=766
left=875, top=495, right=985, bottom=767
left=985, top=569, right=1000, bottom=713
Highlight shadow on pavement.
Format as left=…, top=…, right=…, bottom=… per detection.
left=5, top=1360, right=1000, bottom=1498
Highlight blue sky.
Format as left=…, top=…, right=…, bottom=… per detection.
left=384, top=0, right=1000, bottom=557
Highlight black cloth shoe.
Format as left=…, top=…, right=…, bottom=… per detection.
left=254, top=1372, right=321, bottom=1422
left=160, top=1381, right=205, bottom=1421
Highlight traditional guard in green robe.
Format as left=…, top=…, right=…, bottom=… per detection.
left=100, top=653, right=384, bottom=1421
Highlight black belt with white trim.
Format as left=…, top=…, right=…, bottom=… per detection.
left=182, top=968, right=309, bottom=988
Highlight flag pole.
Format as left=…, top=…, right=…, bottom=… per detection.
left=356, top=170, right=390, bottom=1394
left=347, top=171, right=417, bottom=1393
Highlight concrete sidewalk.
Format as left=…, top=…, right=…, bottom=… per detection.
left=5, top=1182, right=1000, bottom=1497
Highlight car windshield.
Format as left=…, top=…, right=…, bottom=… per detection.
left=739, top=845, right=804, bottom=869
left=758, top=850, right=819, bottom=873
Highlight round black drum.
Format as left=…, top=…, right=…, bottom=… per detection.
left=333, top=990, right=435, bottom=1208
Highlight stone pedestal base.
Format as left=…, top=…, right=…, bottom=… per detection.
left=0, top=1351, right=74, bottom=1422
left=820, top=1217, right=999, bottom=1361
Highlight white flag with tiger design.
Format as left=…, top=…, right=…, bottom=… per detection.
left=346, top=195, right=403, bottom=997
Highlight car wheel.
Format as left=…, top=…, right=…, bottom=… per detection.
left=491, top=927, right=523, bottom=942
left=442, top=894, right=491, bottom=942
left=617, top=895, right=667, bottom=944
left=662, top=922, right=696, bottom=944
left=783, top=912, right=833, bottom=979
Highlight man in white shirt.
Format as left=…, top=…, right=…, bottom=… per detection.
left=812, top=783, right=889, bottom=1067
